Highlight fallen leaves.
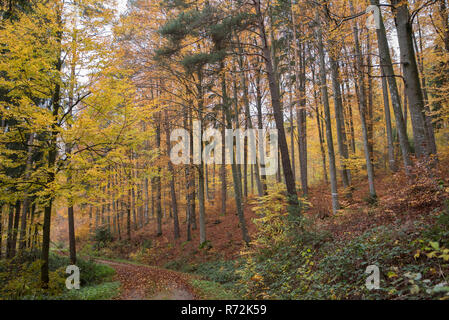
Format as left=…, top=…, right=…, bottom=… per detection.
left=96, top=260, right=198, bottom=300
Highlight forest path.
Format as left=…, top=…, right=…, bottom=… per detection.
left=95, top=259, right=198, bottom=300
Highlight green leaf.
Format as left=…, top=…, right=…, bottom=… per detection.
left=430, top=241, right=440, bottom=251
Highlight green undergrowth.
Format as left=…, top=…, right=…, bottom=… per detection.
left=59, top=281, right=120, bottom=300
left=234, top=193, right=449, bottom=300
left=189, top=278, right=239, bottom=300
left=0, top=252, right=118, bottom=300
left=166, top=192, right=449, bottom=300
left=164, top=258, right=245, bottom=299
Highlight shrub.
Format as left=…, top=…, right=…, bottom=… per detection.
left=47, top=253, right=114, bottom=285
left=0, top=254, right=116, bottom=300
left=234, top=186, right=449, bottom=300
left=422, top=200, right=449, bottom=247
left=190, top=279, right=239, bottom=300
left=235, top=186, right=320, bottom=299
left=164, top=257, right=195, bottom=273
left=76, top=259, right=115, bottom=286
left=0, top=259, right=66, bottom=300
left=192, top=260, right=242, bottom=286
left=60, top=281, right=120, bottom=300
left=92, top=226, right=114, bottom=250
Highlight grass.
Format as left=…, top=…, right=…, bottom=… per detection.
left=61, top=281, right=121, bottom=300
left=0, top=251, right=120, bottom=300
left=190, top=279, right=240, bottom=300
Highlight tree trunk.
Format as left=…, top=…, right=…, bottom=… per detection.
left=18, top=133, right=35, bottom=254
left=127, top=188, right=131, bottom=240
left=289, top=88, right=296, bottom=182
left=254, top=0, right=300, bottom=216
left=195, top=70, right=207, bottom=246
left=41, top=97, right=60, bottom=286
left=27, top=203, right=36, bottom=249
left=370, top=0, right=412, bottom=170
left=381, top=69, right=397, bottom=172
left=0, top=203, right=3, bottom=259
left=12, top=201, right=20, bottom=253
left=255, top=68, right=268, bottom=195
left=155, top=112, right=163, bottom=237
left=231, top=71, right=243, bottom=201
left=184, top=106, right=192, bottom=241
left=341, top=58, right=357, bottom=154
left=349, top=0, right=376, bottom=197
left=316, top=15, right=340, bottom=214
left=6, top=204, right=14, bottom=258
left=67, top=204, right=76, bottom=264
left=312, top=64, right=329, bottom=183
left=66, top=150, right=76, bottom=264
left=366, top=33, right=375, bottom=160
left=221, top=109, right=227, bottom=213
left=131, top=156, right=137, bottom=231
left=220, top=62, right=250, bottom=245
left=414, top=17, right=437, bottom=155
left=291, top=3, right=308, bottom=195
left=165, top=110, right=180, bottom=239
left=329, top=55, right=351, bottom=189
left=390, top=0, right=432, bottom=158
left=237, top=42, right=264, bottom=198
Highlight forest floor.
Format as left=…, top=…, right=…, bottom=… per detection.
left=92, top=202, right=259, bottom=268
left=95, top=161, right=447, bottom=268
left=95, top=259, right=198, bottom=300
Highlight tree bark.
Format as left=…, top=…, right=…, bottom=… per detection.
left=221, top=62, right=250, bottom=245
left=316, top=15, right=340, bottom=214
left=184, top=106, right=192, bottom=241
left=390, top=0, right=432, bottom=158
left=291, top=3, right=308, bottom=196
left=329, top=55, right=351, bottom=189
left=255, top=67, right=268, bottom=195
left=196, top=70, right=207, bottom=246
left=41, top=11, right=63, bottom=283
left=221, top=109, right=227, bottom=213
left=18, top=133, right=35, bottom=254
left=349, top=0, right=376, bottom=197
left=312, top=64, right=329, bottom=183
left=188, top=109, right=197, bottom=231
left=0, top=203, right=3, bottom=259
left=165, top=110, right=180, bottom=239
left=155, top=112, right=162, bottom=237
left=370, top=0, right=412, bottom=170
left=413, top=17, right=437, bottom=155
left=254, top=0, right=300, bottom=216
left=6, top=204, right=14, bottom=258
left=381, top=69, right=397, bottom=172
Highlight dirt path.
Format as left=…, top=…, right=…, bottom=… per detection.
left=96, top=259, right=198, bottom=300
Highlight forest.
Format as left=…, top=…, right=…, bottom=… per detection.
left=0, top=0, right=448, bottom=301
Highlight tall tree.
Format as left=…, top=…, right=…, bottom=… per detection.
left=253, top=0, right=300, bottom=216
left=390, top=0, right=435, bottom=158
left=316, top=11, right=340, bottom=214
